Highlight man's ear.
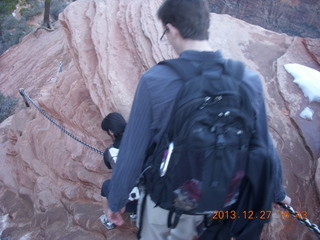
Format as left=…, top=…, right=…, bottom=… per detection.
left=166, top=23, right=181, bottom=38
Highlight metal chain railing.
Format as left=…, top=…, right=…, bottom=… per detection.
left=19, top=88, right=103, bottom=156
left=279, top=203, right=320, bottom=238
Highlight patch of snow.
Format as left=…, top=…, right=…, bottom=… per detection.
left=19, top=232, right=32, bottom=240
left=300, top=107, right=314, bottom=121
left=284, top=63, right=320, bottom=103
left=0, top=214, right=10, bottom=236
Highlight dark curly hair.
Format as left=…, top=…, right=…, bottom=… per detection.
left=101, top=112, right=126, bottom=147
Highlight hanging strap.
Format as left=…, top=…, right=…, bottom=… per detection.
left=136, top=191, right=149, bottom=239
left=167, top=209, right=183, bottom=229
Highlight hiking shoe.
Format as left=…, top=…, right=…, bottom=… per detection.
left=129, top=213, right=137, bottom=220
left=99, top=214, right=115, bottom=230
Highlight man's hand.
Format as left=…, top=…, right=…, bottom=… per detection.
left=106, top=207, right=125, bottom=226
left=280, top=195, right=292, bottom=205
left=274, top=195, right=292, bottom=209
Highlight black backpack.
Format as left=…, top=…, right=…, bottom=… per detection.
left=142, top=58, right=264, bottom=228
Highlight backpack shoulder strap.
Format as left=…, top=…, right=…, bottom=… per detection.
left=224, top=59, right=245, bottom=81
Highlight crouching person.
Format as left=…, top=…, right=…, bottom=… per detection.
left=99, top=112, right=139, bottom=229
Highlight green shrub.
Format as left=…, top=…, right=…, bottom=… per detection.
left=0, top=0, right=70, bottom=55
left=2, top=15, right=19, bottom=30
left=0, top=22, right=32, bottom=55
left=51, top=0, right=68, bottom=21
left=0, top=0, right=19, bottom=16
left=20, top=1, right=43, bottom=21
left=0, top=92, right=18, bottom=123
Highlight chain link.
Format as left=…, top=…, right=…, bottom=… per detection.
left=279, top=203, right=320, bottom=238
left=19, top=88, right=104, bottom=156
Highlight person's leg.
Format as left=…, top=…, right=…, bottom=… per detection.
left=198, top=219, right=232, bottom=240
left=199, top=220, right=264, bottom=240
left=101, top=180, right=111, bottom=216
left=99, top=180, right=115, bottom=229
left=138, top=194, right=203, bottom=240
left=139, top=195, right=170, bottom=239
left=102, top=197, right=109, bottom=215
left=169, top=214, right=203, bottom=240
left=235, top=224, right=264, bottom=240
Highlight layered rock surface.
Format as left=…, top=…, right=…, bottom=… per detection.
left=208, top=0, right=320, bottom=38
left=0, top=0, right=319, bottom=239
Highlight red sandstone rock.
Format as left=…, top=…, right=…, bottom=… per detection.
left=208, top=0, right=320, bottom=39
left=0, top=0, right=319, bottom=239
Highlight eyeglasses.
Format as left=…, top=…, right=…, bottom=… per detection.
left=160, top=28, right=168, bottom=41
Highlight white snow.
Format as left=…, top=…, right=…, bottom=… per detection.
left=284, top=63, right=320, bottom=103
left=19, top=232, right=32, bottom=240
left=300, top=107, right=314, bottom=120
left=0, top=214, right=10, bottom=236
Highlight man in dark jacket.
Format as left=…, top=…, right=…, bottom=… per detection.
left=106, top=0, right=291, bottom=239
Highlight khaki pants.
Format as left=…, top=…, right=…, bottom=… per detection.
left=137, top=194, right=203, bottom=240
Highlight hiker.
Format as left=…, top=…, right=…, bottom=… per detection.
left=99, top=112, right=139, bottom=229
left=101, top=112, right=126, bottom=169
left=106, top=0, right=291, bottom=239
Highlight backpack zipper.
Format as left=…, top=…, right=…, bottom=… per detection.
left=176, top=92, right=237, bottom=115
left=199, top=95, right=222, bottom=110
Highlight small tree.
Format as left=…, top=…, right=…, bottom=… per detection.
left=43, top=0, right=51, bottom=29
left=0, top=92, right=18, bottom=123
left=0, top=0, right=19, bottom=46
